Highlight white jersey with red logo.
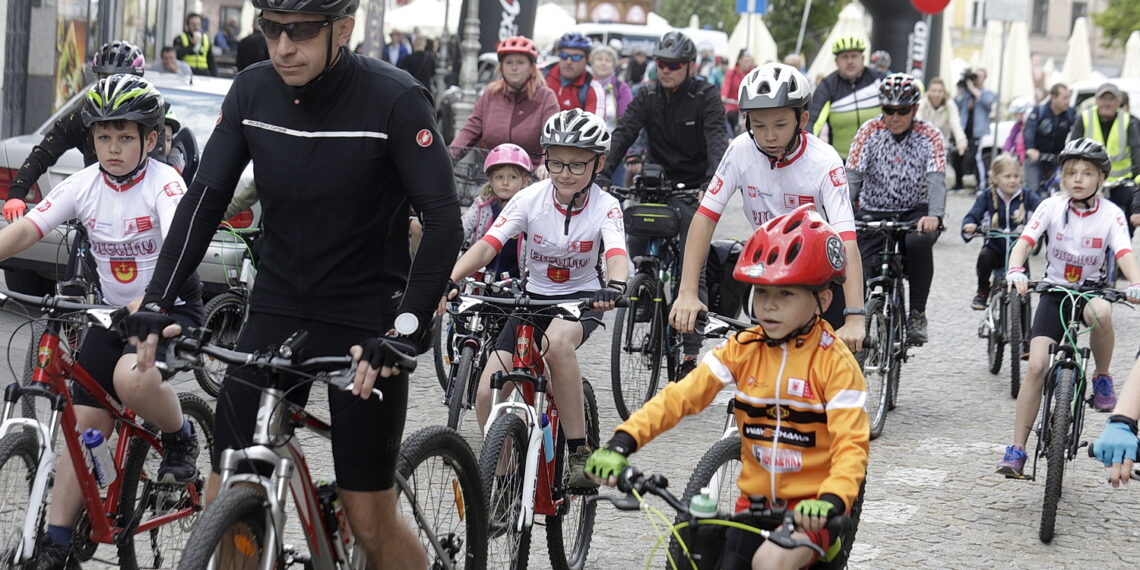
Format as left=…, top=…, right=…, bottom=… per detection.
left=697, top=132, right=856, bottom=240
left=1018, top=196, right=1132, bottom=286
left=25, top=160, right=187, bottom=306
left=481, top=180, right=627, bottom=296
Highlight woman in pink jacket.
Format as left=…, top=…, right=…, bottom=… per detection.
left=721, top=49, right=754, bottom=134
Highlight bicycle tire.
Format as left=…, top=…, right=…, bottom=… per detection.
left=19, top=319, right=46, bottom=421
left=479, top=413, right=530, bottom=569
left=546, top=379, right=600, bottom=570
left=1040, top=366, right=1074, bottom=543
left=670, top=436, right=743, bottom=567
left=447, top=345, right=478, bottom=430
left=118, top=393, right=215, bottom=569
left=860, top=298, right=889, bottom=440
left=816, top=478, right=866, bottom=570
left=886, top=293, right=906, bottom=411
left=986, top=291, right=1006, bottom=375
left=0, top=431, right=40, bottom=565
left=610, top=274, right=664, bottom=420
left=176, top=486, right=271, bottom=570
left=433, top=313, right=456, bottom=392
left=194, top=292, right=247, bottom=398
left=396, top=425, right=488, bottom=570
left=1008, top=295, right=1023, bottom=399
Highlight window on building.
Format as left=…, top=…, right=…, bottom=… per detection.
left=1071, top=2, right=1088, bottom=34
left=971, top=0, right=987, bottom=28
left=1031, top=0, right=1048, bottom=35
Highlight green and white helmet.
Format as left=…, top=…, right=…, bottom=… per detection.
left=81, top=74, right=165, bottom=131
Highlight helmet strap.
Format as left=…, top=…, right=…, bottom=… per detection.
left=562, top=158, right=600, bottom=235
left=747, top=115, right=804, bottom=169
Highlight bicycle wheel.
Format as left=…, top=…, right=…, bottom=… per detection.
left=670, top=436, right=743, bottom=566
left=610, top=274, right=664, bottom=420
left=397, top=425, right=488, bottom=570
left=860, top=298, right=889, bottom=440
left=1040, top=367, right=1075, bottom=543
left=433, top=313, right=456, bottom=392
left=986, top=291, right=1006, bottom=375
left=447, top=345, right=478, bottom=430
left=886, top=295, right=906, bottom=411
left=118, top=393, right=215, bottom=569
left=194, top=292, right=246, bottom=398
left=547, top=380, right=599, bottom=570
left=1008, top=295, right=1023, bottom=399
left=0, top=432, right=39, bottom=564
left=479, top=413, right=530, bottom=569
left=177, top=486, right=271, bottom=570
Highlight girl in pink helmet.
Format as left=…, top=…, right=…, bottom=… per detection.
left=460, top=143, right=533, bottom=275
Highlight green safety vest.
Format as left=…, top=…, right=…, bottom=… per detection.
left=178, top=33, right=210, bottom=70
left=1082, top=108, right=1132, bottom=181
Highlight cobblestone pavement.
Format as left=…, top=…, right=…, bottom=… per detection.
left=4, top=190, right=1140, bottom=568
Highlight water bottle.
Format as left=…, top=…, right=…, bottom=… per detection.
left=82, top=429, right=117, bottom=487
left=686, top=488, right=723, bottom=564
left=540, top=413, right=555, bottom=463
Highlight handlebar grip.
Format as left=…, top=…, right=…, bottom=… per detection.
left=1088, top=442, right=1097, bottom=459
left=615, top=296, right=630, bottom=308
left=825, top=513, right=854, bottom=536
left=382, top=340, right=418, bottom=373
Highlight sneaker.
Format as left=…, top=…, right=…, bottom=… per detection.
left=567, top=445, right=599, bottom=489
left=35, top=540, right=80, bottom=570
left=677, top=355, right=699, bottom=379
left=906, top=310, right=928, bottom=345
left=1092, top=374, right=1118, bottom=412
left=970, top=293, right=987, bottom=310
left=995, top=445, right=1028, bottom=477
left=158, top=422, right=200, bottom=484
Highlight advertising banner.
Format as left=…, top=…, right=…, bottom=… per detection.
left=54, top=0, right=91, bottom=111
left=458, top=0, right=539, bottom=55
left=863, top=0, right=944, bottom=83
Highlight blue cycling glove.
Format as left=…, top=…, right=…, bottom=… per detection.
left=1094, top=417, right=1139, bottom=467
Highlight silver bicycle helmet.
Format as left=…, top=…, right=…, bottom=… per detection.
left=739, top=63, right=812, bottom=112
left=540, top=109, right=611, bottom=154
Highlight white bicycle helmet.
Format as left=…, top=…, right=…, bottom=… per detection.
left=1009, top=96, right=1034, bottom=116
left=540, top=109, right=611, bottom=154
left=738, top=63, right=812, bottom=112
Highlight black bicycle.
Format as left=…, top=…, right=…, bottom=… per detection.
left=193, top=226, right=260, bottom=397
left=964, top=228, right=1031, bottom=398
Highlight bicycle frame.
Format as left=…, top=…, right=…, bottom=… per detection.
left=0, top=308, right=195, bottom=563
left=862, top=223, right=910, bottom=375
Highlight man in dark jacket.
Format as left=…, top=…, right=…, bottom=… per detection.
left=236, top=18, right=270, bottom=72
left=1024, top=83, right=1075, bottom=196
left=598, top=30, right=728, bottom=374
left=398, top=36, right=436, bottom=90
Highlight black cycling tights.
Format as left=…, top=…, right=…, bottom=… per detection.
left=975, top=245, right=1004, bottom=293
left=857, top=210, right=940, bottom=314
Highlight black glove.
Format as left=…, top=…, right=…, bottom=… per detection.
left=445, top=279, right=462, bottom=300
left=360, top=333, right=419, bottom=371
left=592, top=286, right=623, bottom=305
left=121, top=304, right=176, bottom=341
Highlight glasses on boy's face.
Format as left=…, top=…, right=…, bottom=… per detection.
left=558, top=52, right=586, bottom=62
left=545, top=156, right=597, bottom=175
left=882, top=105, right=914, bottom=116
left=657, top=60, right=686, bottom=71
left=258, top=17, right=334, bottom=43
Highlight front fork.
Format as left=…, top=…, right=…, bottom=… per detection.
left=0, top=384, right=65, bottom=564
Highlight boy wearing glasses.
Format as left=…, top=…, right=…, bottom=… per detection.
left=124, top=1, right=462, bottom=568
left=447, top=110, right=629, bottom=489
left=545, top=31, right=605, bottom=114
left=846, top=72, right=947, bottom=345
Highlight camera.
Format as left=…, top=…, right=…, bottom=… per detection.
left=958, top=68, right=978, bottom=89
left=634, top=163, right=667, bottom=191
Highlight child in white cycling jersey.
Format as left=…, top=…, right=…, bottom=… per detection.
left=671, top=62, right=866, bottom=354
left=998, top=138, right=1140, bottom=477
left=447, top=110, right=629, bottom=488
left=587, top=205, right=869, bottom=570
left=459, top=143, right=532, bottom=278
left=0, top=75, right=202, bottom=568
left=962, top=153, right=1041, bottom=310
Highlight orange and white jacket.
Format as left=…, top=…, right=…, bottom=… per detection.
left=616, top=321, right=869, bottom=511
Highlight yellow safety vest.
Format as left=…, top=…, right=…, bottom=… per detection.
left=1082, top=108, right=1132, bottom=181
left=178, top=33, right=210, bottom=71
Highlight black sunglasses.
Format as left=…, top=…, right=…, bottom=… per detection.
left=882, top=106, right=914, bottom=116
left=259, top=17, right=335, bottom=43
left=558, top=52, right=586, bottom=62
left=657, top=60, right=686, bottom=71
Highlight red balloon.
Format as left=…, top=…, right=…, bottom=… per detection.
left=911, top=0, right=951, bottom=14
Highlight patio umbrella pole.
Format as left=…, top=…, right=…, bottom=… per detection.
left=795, top=0, right=813, bottom=59
left=989, top=20, right=1008, bottom=170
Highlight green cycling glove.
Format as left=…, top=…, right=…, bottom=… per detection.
left=794, top=498, right=835, bottom=520
left=585, top=448, right=629, bottom=482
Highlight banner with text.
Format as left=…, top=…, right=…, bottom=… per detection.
left=458, top=0, right=540, bottom=55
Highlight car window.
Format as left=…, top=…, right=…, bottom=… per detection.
left=161, top=88, right=224, bottom=146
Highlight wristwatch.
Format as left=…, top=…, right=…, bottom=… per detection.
left=394, top=312, right=420, bottom=336
left=843, top=307, right=868, bottom=317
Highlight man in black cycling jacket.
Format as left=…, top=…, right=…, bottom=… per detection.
left=123, top=1, right=461, bottom=566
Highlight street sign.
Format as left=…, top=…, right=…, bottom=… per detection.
left=736, top=0, right=768, bottom=15
left=985, top=0, right=1028, bottom=22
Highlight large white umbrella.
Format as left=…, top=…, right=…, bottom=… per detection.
left=727, top=14, right=779, bottom=64
left=533, top=3, right=578, bottom=51
left=382, top=0, right=460, bottom=38
left=806, top=2, right=869, bottom=81
left=1122, top=30, right=1140, bottom=80
left=646, top=12, right=672, bottom=32
left=937, top=10, right=955, bottom=84
left=1059, top=17, right=1093, bottom=85
left=979, top=20, right=1034, bottom=108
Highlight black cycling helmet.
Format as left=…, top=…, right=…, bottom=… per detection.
left=879, top=73, right=921, bottom=107
left=1059, top=138, right=1111, bottom=177
left=556, top=32, right=592, bottom=52
left=252, top=0, right=359, bottom=15
left=653, top=31, right=696, bottom=62
left=82, top=74, right=165, bottom=131
left=91, top=41, right=146, bottom=77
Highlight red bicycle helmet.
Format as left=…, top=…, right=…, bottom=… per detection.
left=733, top=204, right=846, bottom=289
left=497, top=36, right=538, bottom=62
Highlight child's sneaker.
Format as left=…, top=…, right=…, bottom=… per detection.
left=970, top=292, right=987, bottom=310
left=1092, top=374, right=1117, bottom=412
left=995, top=445, right=1027, bottom=477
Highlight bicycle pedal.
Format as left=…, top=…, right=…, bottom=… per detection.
left=1004, top=473, right=1033, bottom=481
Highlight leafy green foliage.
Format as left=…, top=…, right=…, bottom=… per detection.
left=657, top=0, right=741, bottom=35
left=1092, top=0, right=1140, bottom=48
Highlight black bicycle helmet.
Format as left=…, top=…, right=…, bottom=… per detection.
left=252, top=0, right=359, bottom=15
left=879, top=73, right=921, bottom=107
left=91, top=41, right=146, bottom=77
left=556, top=32, right=592, bottom=52
left=1059, top=138, right=1111, bottom=177
left=82, top=74, right=165, bottom=131
left=652, top=31, right=696, bottom=62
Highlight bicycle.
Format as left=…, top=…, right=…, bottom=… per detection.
left=964, top=228, right=1032, bottom=398
left=590, top=466, right=857, bottom=569
left=607, top=164, right=694, bottom=420
left=169, top=328, right=488, bottom=569
left=451, top=146, right=492, bottom=207
left=1008, top=281, right=1129, bottom=543
left=0, top=289, right=214, bottom=569
left=194, top=226, right=260, bottom=398
left=473, top=294, right=619, bottom=569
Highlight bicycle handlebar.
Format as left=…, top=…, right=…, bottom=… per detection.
left=1025, top=281, right=1128, bottom=304
left=961, top=228, right=1023, bottom=243
left=0, top=288, right=113, bottom=313
left=695, top=310, right=753, bottom=337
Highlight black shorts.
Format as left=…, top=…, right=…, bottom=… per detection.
left=72, top=302, right=204, bottom=408
left=491, top=291, right=603, bottom=354
left=1030, top=291, right=1090, bottom=341
left=212, top=313, right=407, bottom=492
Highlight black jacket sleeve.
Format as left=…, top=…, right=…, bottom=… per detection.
left=173, top=34, right=194, bottom=59
left=9, top=109, right=88, bottom=202
left=700, top=84, right=728, bottom=181
left=601, top=87, right=651, bottom=180
left=1023, top=105, right=1040, bottom=151
left=1128, top=115, right=1140, bottom=178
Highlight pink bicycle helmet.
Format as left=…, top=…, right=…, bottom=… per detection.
left=483, top=143, right=533, bottom=174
